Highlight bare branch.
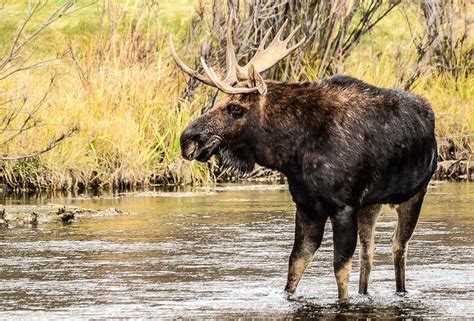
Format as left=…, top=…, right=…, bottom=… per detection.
left=0, top=0, right=76, bottom=74
left=0, top=57, right=60, bottom=81
left=0, top=1, right=86, bottom=163
left=189, top=0, right=401, bottom=90
left=0, top=76, right=55, bottom=145
left=0, top=126, right=78, bottom=161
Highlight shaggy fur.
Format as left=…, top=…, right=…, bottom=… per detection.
left=180, top=74, right=437, bottom=299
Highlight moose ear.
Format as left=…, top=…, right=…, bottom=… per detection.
left=248, top=64, right=267, bottom=95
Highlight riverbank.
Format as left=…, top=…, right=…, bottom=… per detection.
left=0, top=157, right=472, bottom=193
left=435, top=160, right=474, bottom=181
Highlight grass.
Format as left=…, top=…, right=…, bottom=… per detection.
left=0, top=1, right=472, bottom=190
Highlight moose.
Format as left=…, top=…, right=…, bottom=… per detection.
left=170, top=18, right=437, bottom=300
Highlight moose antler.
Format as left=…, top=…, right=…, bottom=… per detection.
left=169, top=35, right=214, bottom=86
left=170, top=16, right=305, bottom=95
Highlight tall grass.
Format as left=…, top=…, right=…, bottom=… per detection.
left=0, top=1, right=472, bottom=190
left=1, top=0, right=212, bottom=190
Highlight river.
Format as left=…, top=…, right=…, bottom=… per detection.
left=0, top=182, right=472, bottom=319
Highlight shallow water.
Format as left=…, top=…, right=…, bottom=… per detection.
left=0, top=182, right=472, bottom=319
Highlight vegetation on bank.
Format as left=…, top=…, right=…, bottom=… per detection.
left=0, top=0, right=472, bottom=190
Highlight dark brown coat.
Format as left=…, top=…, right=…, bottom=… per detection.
left=180, top=75, right=437, bottom=299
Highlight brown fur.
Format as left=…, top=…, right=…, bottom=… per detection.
left=180, top=74, right=437, bottom=300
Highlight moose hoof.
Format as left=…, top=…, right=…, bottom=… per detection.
left=285, top=288, right=295, bottom=293
left=395, top=290, right=408, bottom=297
left=336, top=297, right=350, bottom=306
left=358, top=289, right=369, bottom=295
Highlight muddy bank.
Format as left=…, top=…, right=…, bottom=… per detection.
left=212, top=161, right=474, bottom=184
left=0, top=205, right=128, bottom=228
left=0, top=157, right=472, bottom=193
left=434, top=160, right=474, bottom=180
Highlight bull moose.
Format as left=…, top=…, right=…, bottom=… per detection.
left=170, top=18, right=437, bottom=300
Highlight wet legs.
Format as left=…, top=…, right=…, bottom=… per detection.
left=357, top=204, right=382, bottom=294
left=393, top=188, right=426, bottom=293
left=285, top=206, right=327, bottom=294
left=331, top=206, right=358, bottom=301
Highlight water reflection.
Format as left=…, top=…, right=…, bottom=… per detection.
left=0, top=182, right=472, bottom=319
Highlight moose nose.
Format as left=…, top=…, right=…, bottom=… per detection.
left=181, top=127, right=201, bottom=144
left=180, top=126, right=202, bottom=160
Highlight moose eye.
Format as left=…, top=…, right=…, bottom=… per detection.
left=227, top=104, right=244, bottom=118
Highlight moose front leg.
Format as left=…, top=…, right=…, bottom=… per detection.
left=285, top=205, right=327, bottom=294
left=331, top=206, right=358, bottom=301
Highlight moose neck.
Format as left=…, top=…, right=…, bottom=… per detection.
left=250, top=81, right=327, bottom=177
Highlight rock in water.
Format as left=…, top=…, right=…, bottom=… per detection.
left=0, top=209, right=8, bottom=228
left=57, top=207, right=75, bottom=223
left=31, top=211, right=38, bottom=227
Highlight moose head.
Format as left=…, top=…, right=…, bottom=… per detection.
left=170, top=18, right=305, bottom=173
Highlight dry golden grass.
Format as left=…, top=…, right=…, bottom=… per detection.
left=0, top=1, right=472, bottom=190
left=1, top=1, right=212, bottom=189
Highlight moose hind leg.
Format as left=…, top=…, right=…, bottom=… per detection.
left=331, top=206, right=358, bottom=301
left=393, top=188, right=427, bottom=293
left=285, top=205, right=327, bottom=294
left=357, top=204, right=382, bottom=295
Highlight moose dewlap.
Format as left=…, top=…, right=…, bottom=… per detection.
left=171, top=17, right=437, bottom=301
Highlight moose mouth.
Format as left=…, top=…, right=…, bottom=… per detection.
left=183, top=136, right=221, bottom=162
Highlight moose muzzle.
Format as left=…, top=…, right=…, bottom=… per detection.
left=180, top=122, right=221, bottom=162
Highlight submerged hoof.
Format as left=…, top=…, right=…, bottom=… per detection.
left=286, top=293, right=305, bottom=303
left=336, top=297, right=351, bottom=307
left=395, top=290, right=408, bottom=297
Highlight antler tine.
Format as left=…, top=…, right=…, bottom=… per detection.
left=274, top=19, right=289, bottom=42
left=169, top=34, right=215, bottom=86
left=289, top=35, right=306, bottom=52
left=283, top=24, right=301, bottom=44
left=223, top=15, right=239, bottom=85
left=200, top=57, right=259, bottom=94
left=257, top=28, right=273, bottom=51
left=243, top=19, right=305, bottom=76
